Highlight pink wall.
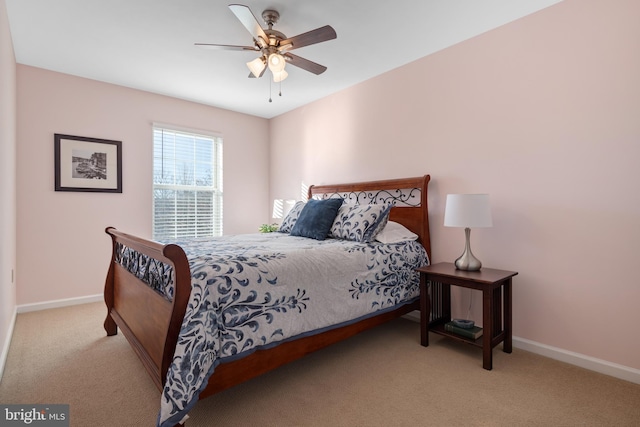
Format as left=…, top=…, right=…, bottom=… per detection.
left=0, top=0, right=17, bottom=374
left=270, top=0, right=640, bottom=370
left=16, top=66, right=269, bottom=306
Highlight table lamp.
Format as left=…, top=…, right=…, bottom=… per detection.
left=444, top=194, right=493, bottom=271
left=272, top=199, right=297, bottom=222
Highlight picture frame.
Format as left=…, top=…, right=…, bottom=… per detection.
left=54, top=134, right=122, bottom=193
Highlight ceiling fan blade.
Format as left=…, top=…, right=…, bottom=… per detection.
left=248, top=66, right=267, bottom=78
left=229, top=4, right=269, bottom=48
left=195, top=43, right=258, bottom=51
left=285, top=53, right=327, bottom=75
left=280, top=25, right=336, bottom=51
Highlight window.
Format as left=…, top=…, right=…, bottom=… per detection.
left=153, top=126, right=223, bottom=240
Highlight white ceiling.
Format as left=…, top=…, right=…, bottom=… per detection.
left=6, top=0, right=562, bottom=119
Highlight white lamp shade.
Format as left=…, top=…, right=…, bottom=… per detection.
left=444, top=194, right=493, bottom=228
left=272, top=199, right=296, bottom=220
left=272, top=199, right=284, bottom=219
left=268, top=53, right=286, bottom=73
left=247, top=57, right=266, bottom=78
left=273, top=69, right=288, bottom=82
left=283, top=199, right=296, bottom=217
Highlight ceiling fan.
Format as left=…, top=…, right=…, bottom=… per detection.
left=195, top=4, right=337, bottom=83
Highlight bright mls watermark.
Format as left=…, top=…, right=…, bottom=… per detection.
left=0, top=405, right=69, bottom=426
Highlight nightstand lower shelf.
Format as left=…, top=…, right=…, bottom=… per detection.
left=429, top=322, right=484, bottom=347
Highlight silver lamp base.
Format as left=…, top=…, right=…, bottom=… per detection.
left=454, top=227, right=482, bottom=271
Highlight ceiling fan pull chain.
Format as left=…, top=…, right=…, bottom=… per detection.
left=279, top=79, right=282, bottom=97
left=269, top=78, right=272, bottom=102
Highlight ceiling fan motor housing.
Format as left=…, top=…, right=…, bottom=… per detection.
left=262, top=9, right=280, bottom=28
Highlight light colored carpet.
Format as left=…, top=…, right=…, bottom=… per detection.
left=1, top=302, right=639, bottom=426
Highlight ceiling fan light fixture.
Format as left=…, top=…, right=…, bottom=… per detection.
left=268, top=53, right=286, bottom=73
left=246, top=57, right=266, bottom=78
left=273, top=69, right=288, bottom=83
left=197, top=4, right=336, bottom=89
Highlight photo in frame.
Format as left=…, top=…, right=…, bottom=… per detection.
left=54, top=134, right=122, bottom=193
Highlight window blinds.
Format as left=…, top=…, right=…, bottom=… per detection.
left=152, top=127, right=223, bottom=240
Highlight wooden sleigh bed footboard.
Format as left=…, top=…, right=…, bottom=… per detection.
left=104, top=175, right=431, bottom=425
left=103, top=228, right=192, bottom=390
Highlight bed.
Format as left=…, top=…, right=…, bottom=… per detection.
left=103, top=175, right=431, bottom=427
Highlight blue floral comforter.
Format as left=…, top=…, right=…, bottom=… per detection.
left=156, top=233, right=428, bottom=427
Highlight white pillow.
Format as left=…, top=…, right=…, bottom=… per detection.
left=375, top=221, right=418, bottom=244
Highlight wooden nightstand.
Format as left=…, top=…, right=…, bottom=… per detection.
left=417, top=262, right=518, bottom=370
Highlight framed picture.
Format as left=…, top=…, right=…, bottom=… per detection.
left=54, top=134, right=122, bottom=193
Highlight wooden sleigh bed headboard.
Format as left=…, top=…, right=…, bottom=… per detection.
left=309, top=175, right=431, bottom=260
left=104, top=174, right=431, bottom=426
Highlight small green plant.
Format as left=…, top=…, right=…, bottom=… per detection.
left=259, top=223, right=279, bottom=233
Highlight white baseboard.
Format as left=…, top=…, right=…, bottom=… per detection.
left=403, top=310, right=640, bottom=385
left=0, top=306, right=17, bottom=384
left=17, top=294, right=103, bottom=314
left=513, top=336, right=640, bottom=385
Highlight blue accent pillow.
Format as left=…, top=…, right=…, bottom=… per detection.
left=330, top=203, right=392, bottom=243
left=290, top=198, right=344, bottom=240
